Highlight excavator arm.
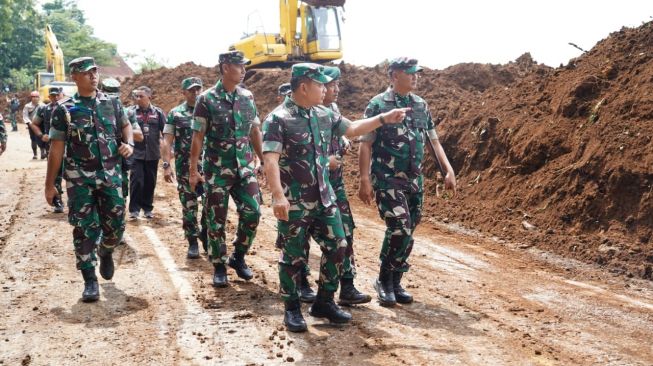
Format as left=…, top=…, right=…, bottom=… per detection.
left=44, top=24, right=66, bottom=82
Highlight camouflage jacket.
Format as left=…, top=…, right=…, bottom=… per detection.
left=163, top=101, right=197, bottom=174
left=262, top=97, right=351, bottom=209
left=0, top=114, right=6, bottom=143
left=33, top=101, right=57, bottom=134
left=325, top=102, right=348, bottom=188
left=360, top=87, right=438, bottom=192
left=192, top=80, right=260, bottom=180
left=49, top=91, right=129, bottom=185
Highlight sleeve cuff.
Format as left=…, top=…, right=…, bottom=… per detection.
left=191, top=117, right=207, bottom=134
left=49, top=129, right=66, bottom=141
left=262, top=141, right=283, bottom=154
left=163, top=124, right=175, bottom=135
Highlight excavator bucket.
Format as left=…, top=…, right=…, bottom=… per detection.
left=303, top=0, right=345, bottom=7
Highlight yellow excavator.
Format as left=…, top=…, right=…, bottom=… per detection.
left=230, top=0, right=346, bottom=68
left=35, top=25, right=77, bottom=101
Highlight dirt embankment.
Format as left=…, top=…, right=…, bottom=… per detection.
left=54, top=22, right=653, bottom=280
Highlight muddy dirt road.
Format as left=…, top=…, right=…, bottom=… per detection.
left=1, top=127, right=652, bottom=365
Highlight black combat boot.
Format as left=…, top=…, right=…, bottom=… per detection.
left=53, top=196, right=64, bottom=213
left=199, top=227, right=208, bottom=253
left=284, top=300, right=307, bottom=333
left=187, top=237, right=200, bottom=259
left=393, top=272, right=413, bottom=304
left=212, top=263, right=228, bottom=287
left=309, top=288, right=352, bottom=324
left=81, top=268, right=99, bottom=302
left=299, top=270, right=316, bottom=303
left=97, top=246, right=114, bottom=280
left=228, top=251, right=253, bottom=280
left=373, top=267, right=396, bottom=306
left=338, top=277, right=372, bottom=305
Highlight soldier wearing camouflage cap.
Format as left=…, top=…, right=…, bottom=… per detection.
left=358, top=57, right=457, bottom=306
left=45, top=56, right=135, bottom=302
left=276, top=82, right=291, bottom=103
left=189, top=50, right=264, bottom=288
left=100, top=78, right=143, bottom=246
left=31, top=86, right=65, bottom=211
left=162, top=77, right=208, bottom=259
left=262, top=62, right=409, bottom=332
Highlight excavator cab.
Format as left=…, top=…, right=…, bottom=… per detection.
left=35, top=25, right=76, bottom=102
left=231, top=0, right=345, bottom=68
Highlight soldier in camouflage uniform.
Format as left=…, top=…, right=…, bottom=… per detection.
left=162, top=77, right=207, bottom=259
left=100, top=78, right=144, bottom=199
left=45, top=57, right=135, bottom=302
left=358, top=57, right=457, bottom=306
left=189, top=51, right=264, bottom=288
left=100, top=78, right=143, bottom=246
left=31, top=86, right=65, bottom=212
left=263, top=63, right=408, bottom=332
left=0, top=112, right=6, bottom=155
left=277, top=82, right=291, bottom=103
left=298, top=66, right=371, bottom=305
left=8, top=94, right=20, bottom=131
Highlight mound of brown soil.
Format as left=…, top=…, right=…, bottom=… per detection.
left=107, top=21, right=653, bottom=280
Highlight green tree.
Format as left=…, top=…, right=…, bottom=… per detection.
left=0, top=0, right=43, bottom=82
left=41, top=0, right=117, bottom=66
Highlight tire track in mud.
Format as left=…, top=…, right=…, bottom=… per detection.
left=0, top=171, right=28, bottom=255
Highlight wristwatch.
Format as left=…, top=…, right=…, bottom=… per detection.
left=162, top=162, right=170, bottom=169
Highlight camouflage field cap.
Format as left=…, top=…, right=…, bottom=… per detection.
left=68, top=56, right=98, bottom=73
left=277, top=82, right=291, bottom=96
left=181, top=77, right=203, bottom=90
left=100, top=78, right=121, bottom=93
left=388, top=57, right=423, bottom=74
left=291, top=63, right=332, bottom=84
left=48, top=86, right=62, bottom=95
left=219, top=50, right=251, bottom=65
left=323, top=66, right=341, bottom=81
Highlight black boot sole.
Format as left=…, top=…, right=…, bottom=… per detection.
left=228, top=260, right=253, bottom=281
left=308, top=306, right=352, bottom=324
left=374, top=280, right=397, bottom=307
left=299, top=294, right=316, bottom=303
left=395, top=294, right=414, bottom=304
left=212, top=278, right=229, bottom=288
left=337, top=295, right=372, bottom=306
left=82, top=295, right=99, bottom=302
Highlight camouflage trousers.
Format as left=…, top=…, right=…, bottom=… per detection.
left=375, top=188, right=423, bottom=272
left=304, top=183, right=357, bottom=280
left=67, top=179, right=125, bottom=270
left=204, top=173, right=261, bottom=264
left=9, top=111, right=17, bottom=130
left=177, top=175, right=206, bottom=241
left=277, top=204, right=348, bottom=303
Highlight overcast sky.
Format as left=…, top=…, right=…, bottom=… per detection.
left=75, top=0, right=652, bottom=70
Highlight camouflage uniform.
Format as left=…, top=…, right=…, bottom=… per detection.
left=100, top=78, right=141, bottom=198
left=49, top=82, right=129, bottom=270
left=360, top=66, right=437, bottom=273
left=192, top=79, right=261, bottom=265
left=23, top=98, right=45, bottom=158
left=164, top=77, right=206, bottom=242
left=0, top=113, right=6, bottom=146
left=262, top=90, right=353, bottom=303
left=9, top=97, right=19, bottom=131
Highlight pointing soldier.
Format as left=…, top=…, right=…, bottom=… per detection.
left=358, top=57, right=456, bottom=306
left=45, top=56, right=134, bottom=302
left=262, top=62, right=408, bottom=332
